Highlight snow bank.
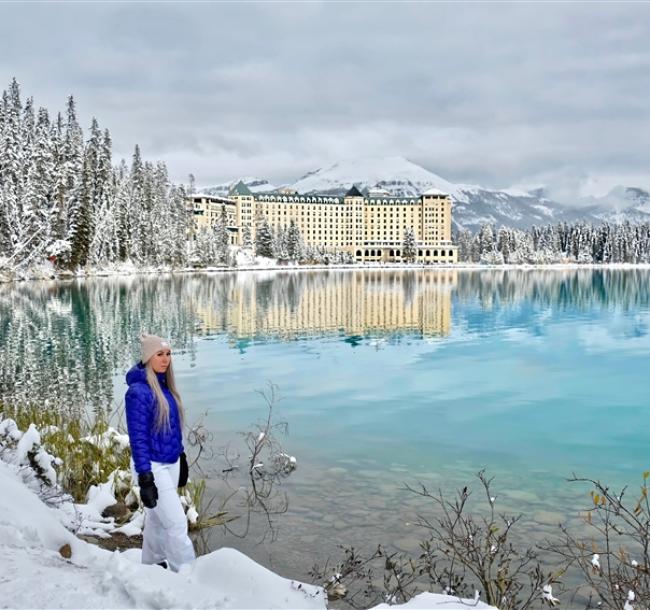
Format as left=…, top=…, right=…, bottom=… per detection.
left=0, top=459, right=327, bottom=609
left=0, top=460, right=79, bottom=555
left=373, top=593, right=494, bottom=609
left=0, top=419, right=498, bottom=609
left=11, top=421, right=58, bottom=486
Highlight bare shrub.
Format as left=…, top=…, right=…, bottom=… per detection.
left=312, top=470, right=562, bottom=609
left=548, top=473, right=650, bottom=610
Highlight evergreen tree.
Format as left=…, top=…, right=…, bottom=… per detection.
left=402, top=227, right=417, bottom=263
left=50, top=111, right=67, bottom=249
left=114, top=159, right=130, bottom=261
left=168, top=183, right=188, bottom=266
left=213, top=204, right=230, bottom=265
left=148, top=161, right=169, bottom=266
left=23, top=107, right=54, bottom=252
left=496, top=227, right=511, bottom=263
left=255, top=217, right=274, bottom=258
left=69, top=117, right=101, bottom=268
left=61, top=96, right=84, bottom=268
left=193, top=227, right=216, bottom=267
left=0, top=79, right=22, bottom=253
left=274, top=225, right=289, bottom=260
left=478, top=224, right=495, bottom=254
left=286, top=220, right=303, bottom=261
left=20, top=96, right=35, bottom=195
left=242, top=224, right=252, bottom=248
left=128, top=144, right=145, bottom=263
left=456, top=229, right=473, bottom=262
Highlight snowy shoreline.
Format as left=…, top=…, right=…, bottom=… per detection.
left=0, top=416, right=497, bottom=610
left=3, top=259, right=650, bottom=285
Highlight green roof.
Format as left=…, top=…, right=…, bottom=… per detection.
left=229, top=181, right=253, bottom=196
left=345, top=184, right=365, bottom=198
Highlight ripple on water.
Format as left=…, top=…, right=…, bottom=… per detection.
left=326, top=467, right=348, bottom=475
left=502, top=489, right=541, bottom=503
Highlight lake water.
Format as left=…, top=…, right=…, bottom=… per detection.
left=1, top=268, right=649, bottom=586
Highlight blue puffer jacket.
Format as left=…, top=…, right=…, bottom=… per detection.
left=125, top=362, right=184, bottom=475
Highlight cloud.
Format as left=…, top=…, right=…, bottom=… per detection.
left=0, top=2, right=648, bottom=192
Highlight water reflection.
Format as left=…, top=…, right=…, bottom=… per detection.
left=0, top=277, right=197, bottom=410
left=455, top=268, right=650, bottom=310
left=191, top=269, right=455, bottom=341
left=1, top=268, right=649, bottom=411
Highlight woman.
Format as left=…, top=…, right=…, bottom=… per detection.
left=125, top=333, right=195, bottom=572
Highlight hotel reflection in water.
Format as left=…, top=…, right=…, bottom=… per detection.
left=192, top=270, right=457, bottom=341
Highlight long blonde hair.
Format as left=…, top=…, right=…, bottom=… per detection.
left=145, top=360, right=185, bottom=431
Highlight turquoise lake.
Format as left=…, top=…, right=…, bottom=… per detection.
left=1, top=268, right=649, bottom=582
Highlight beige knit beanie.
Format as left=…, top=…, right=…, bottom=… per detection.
left=140, top=333, right=171, bottom=364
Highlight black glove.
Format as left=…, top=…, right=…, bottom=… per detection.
left=178, top=452, right=189, bottom=488
left=138, top=471, right=158, bottom=509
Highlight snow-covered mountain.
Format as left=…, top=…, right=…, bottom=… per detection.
left=579, top=186, right=650, bottom=225
left=202, top=176, right=278, bottom=197
left=203, top=157, right=650, bottom=231
left=289, top=156, right=603, bottom=231
left=290, top=156, right=458, bottom=198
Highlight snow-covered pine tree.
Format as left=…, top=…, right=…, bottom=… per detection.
left=402, top=227, right=417, bottom=263
left=0, top=79, right=23, bottom=255
left=576, top=224, right=594, bottom=263
left=193, top=227, right=216, bottom=267
left=213, top=204, right=230, bottom=265
left=113, top=159, right=130, bottom=261
left=168, top=183, right=188, bottom=267
left=49, top=111, right=67, bottom=253
left=286, top=219, right=303, bottom=261
left=128, top=144, right=145, bottom=263
left=69, top=117, right=102, bottom=268
left=147, top=161, right=168, bottom=267
left=478, top=224, right=495, bottom=256
left=89, top=129, right=118, bottom=265
left=480, top=249, right=505, bottom=264
left=242, top=223, right=252, bottom=248
left=255, top=217, right=274, bottom=258
left=140, top=159, right=157, bottom=263
left=23, top=107, right=54, bottom=258
left=11, top=95, right=34, bottom=250
left=496, top=227, right=511, bottom=263
left=60, top=96, right=84, bottom=268
left=274, top=225, right=289, bottom=261
left=456, top=230, right=473, bottom=263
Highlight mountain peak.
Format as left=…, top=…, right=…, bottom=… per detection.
left=290, top=155, right=457, bottom=197
left=201, top=176, right=278, bottom=197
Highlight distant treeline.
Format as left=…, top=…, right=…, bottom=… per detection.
left=456, top=222, right=650, bottom=264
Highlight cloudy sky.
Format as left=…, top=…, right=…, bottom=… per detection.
left=1, top=2, right=649, bottom=200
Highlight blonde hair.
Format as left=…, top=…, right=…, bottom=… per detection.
left=145, top=360, right=185, bottom=431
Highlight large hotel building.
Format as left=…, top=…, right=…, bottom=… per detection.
left=188, top=182, right=457, bottom=263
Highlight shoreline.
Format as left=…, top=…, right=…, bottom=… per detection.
left=3, top=261, right=650, bottom=284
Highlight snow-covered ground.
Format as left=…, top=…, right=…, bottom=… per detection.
left=0, top=457, right=327, bottom=609
left=5, top=258, right=650, bottom=285
left=0, top=417, right=498, bottom=609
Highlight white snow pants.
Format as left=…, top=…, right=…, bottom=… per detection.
left=141, top=459, right=196, bottom=572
